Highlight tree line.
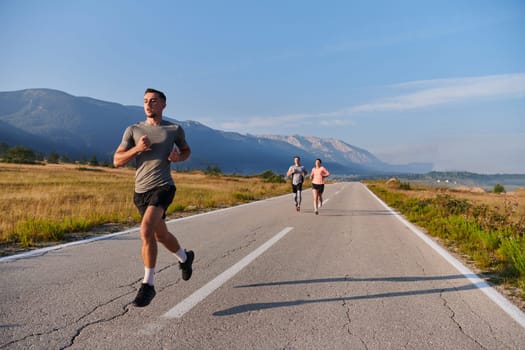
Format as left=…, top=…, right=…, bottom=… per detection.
left=0, top=143, right=109, bottom=167
left=0, top=143, right=285, bottom=182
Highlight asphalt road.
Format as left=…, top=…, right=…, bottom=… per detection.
left=1, top=182, right=524, bottom=349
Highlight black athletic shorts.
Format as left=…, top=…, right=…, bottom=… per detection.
left=291, top=182, right=303, bottom=193
left=312, top=183, right=325, bottom=194
left=134, top=185, right=176, bottom=219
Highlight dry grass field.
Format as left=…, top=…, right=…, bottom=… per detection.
left=386, top=181, right=525, bottom=223
left=0, top=163, right=291, bottom=253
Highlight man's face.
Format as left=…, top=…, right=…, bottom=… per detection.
left=144, top=92, right=166, bottom=118
left=294, top=157, right=300, bottom=165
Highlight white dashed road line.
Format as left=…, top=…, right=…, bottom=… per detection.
left=163, top=227, right=294, bottom=319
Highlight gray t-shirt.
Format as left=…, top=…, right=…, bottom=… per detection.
left=288, top=165, right=307, bottom=185
left=119, top=120, right=188, bottom=193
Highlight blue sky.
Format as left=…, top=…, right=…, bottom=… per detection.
left=1, top=0, right=524, bottom=173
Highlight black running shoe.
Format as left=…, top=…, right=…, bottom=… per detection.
left=179, top=250, right=194, bottom=281
left=133, top=283, right=156, bottom=307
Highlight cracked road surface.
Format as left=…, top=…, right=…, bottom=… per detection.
left=1, top=183, right=524, bottom=349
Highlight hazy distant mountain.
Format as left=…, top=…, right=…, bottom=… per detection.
left=0, top=88, right=146, bottom=159
left=0, top=88, right=432, bottom=175
left=257, top=135, right=431, bottom=174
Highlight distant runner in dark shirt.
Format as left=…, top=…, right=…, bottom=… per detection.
left=286, top=156, right=308, bottom=211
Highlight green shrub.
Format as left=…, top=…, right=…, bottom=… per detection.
left=204, top=165, right=222, bottom=175
left=399, top=182, right=411, bottom=190
left=493, top=183, right=506, bottom=193
left=15, top=217, right=90, bottom=247
left=258, top=170, right=285, bottom=183
left=499, top=238, right=525, bottom=277
left=232, top=192, right=255, bottom=200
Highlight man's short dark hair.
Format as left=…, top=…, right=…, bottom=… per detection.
left=144, top=88, right=166, bottom=102
left=294, top=156, right=300, bottom=160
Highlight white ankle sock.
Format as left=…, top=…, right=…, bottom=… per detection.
left=174, top=248, right=187, bottom=263
left=143, top=267, right=155, bottom=286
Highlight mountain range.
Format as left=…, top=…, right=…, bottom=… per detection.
left=0, top=88, right=432, bottom=175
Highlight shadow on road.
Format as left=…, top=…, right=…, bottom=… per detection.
left=213, top=274, right=485, bottom=316
left=234, top=274, right=480, bottom=287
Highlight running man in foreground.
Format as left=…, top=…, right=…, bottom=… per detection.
left=113, top=88, right=194, bottom=307
left=286, top=156, right=308, bottom=211
left=310, top=158, right=330, bottom=215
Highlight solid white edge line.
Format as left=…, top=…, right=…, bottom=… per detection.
left=163, top=227, right=294, bottom=319
left=0, top=193, right=293, bottom=263
left=363, top=183, right=525, bottom=329
left=0, top=227, right=141, bottom=263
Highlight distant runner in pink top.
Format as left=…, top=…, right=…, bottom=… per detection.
left=310, top=158, right=330, bottom=215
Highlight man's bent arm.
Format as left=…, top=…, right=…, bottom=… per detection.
left=178, top=144, right=191, bottom=161
left=113, top=146, right=139, bottom=167
left=168, top=144, right=191, bottom=163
